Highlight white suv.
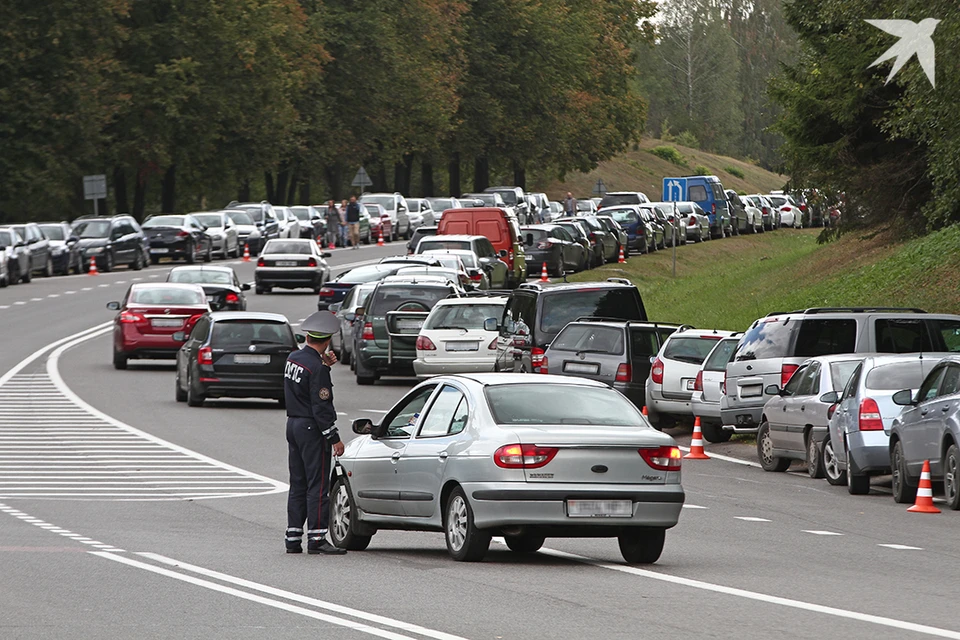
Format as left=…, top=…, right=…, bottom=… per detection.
left=646, top=328, right=739, bottom=429
left=360, top=193, right=412, bottom=241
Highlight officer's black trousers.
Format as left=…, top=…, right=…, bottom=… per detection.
left=286, top=418, right=332, bottom=539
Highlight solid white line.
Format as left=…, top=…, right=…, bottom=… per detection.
left=536, top=547, right=960, bottom=639
left=0, top=323, right=112, bottom=388
left=92, top=552, right=429, bottom=640
left=678, top=445, right=762, bottom=468
left=802, top=530, right=843, bottom=536
left=138, top=552, right=469, bottom=640
left=879, top=544, right=923, bottom=550
left=681, top=504, right=708, bottom=509
left=735, top=516, right=770, bottom=522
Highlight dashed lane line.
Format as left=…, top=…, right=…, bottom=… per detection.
left=734, top=516, right=770, bottom=522
left=879, top=544, right=923, bottom=550
left=802, top=530, right=844, bottom=536
left=0, top=503, right=124, bottom=552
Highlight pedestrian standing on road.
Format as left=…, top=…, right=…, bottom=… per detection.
left=564, top=192, right=577, bottom=217
left=283, top=311, right=347, bottom=555
left=325, top=200, right=340, bottom=248
left=346, top=196, right=362, bottom=249
left=339, top=200, right=350, bottom=247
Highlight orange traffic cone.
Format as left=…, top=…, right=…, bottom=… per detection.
left=87, top=256, right=99, bottom=276
left=539, top=262, right=549, bottom=282
left=908, top=460, right=941, bottom=514
left=684, top=417, right=710, bottom=460
left=377, top=228, right=385, bottom=247
left=642, top=406, right=648, bottom=416
left=618, top=246, right=626, bottom=264
left=242, top=243, right=251, bottom=262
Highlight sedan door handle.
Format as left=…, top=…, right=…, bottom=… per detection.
left=942, top=406, right=951, bottom=412
left=800, top=406, right=806, bottom=412
left=438, top=452, right=449, bottom=460
left=921, top=410, right=928, bottom=416
left=391, top=452, right=401, bottom=463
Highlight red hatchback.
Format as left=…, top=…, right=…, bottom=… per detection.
left=108, top=283, right=210, bottom=369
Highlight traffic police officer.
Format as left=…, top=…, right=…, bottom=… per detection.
left=283, top=311, right=347, bottom=555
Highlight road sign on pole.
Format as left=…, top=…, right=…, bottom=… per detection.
left=662, top=177, right=687, bottom=202
left=592, top=179, right=607, bottom=196
left=83, top=174, right=107, bottom=216
left=351, top=166, right=372, bottom=191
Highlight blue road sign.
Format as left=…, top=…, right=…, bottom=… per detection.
left=662, top=177, right=687, bottom=202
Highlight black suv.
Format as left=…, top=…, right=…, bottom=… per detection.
left=488, top=278, right=648, bottom=373
left=71, top=215, right=149, bottom=272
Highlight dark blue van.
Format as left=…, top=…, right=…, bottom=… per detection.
left=663, top=175, right=730, bottom=238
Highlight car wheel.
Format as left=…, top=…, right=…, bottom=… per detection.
left=807, top=434, right=825, bottom=479
left=330, top=479, right=373, bottom=550
left=504, top=533, right=545, bottom=553
left=204, top=244, right=212, bottom=263
left=186, top=372, right=205, bottom=407
left=891, top=440, right=916, bottom=503
left=700, top=422, right=731, bottom=443
left=757, top=421, right=790, bottom=472
left=185, top=241, right=196, bottom=264
left=131, top=249, right=144, bottom=271
left=618, top=528, right=665, bottom=564
left=444, top=487, right=490, bottom=562
left=103, top=251, right=114, bottom=272
left=0, top=274, right=6, bottom=288
left=847, top=448, right=870, bottom=495
left=112, top=349, right=128, bottom=370
left=175, top=372, right=187, bottom=402
left=821, top=435, right=846, bottom=486
left=696, top=229, right=703, bottom=243
left=943, top=444, right=960, bottom=510
left=43, top=256, right=54, bottom=277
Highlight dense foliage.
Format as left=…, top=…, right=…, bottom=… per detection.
left=0, top=0, right=655, bottom=221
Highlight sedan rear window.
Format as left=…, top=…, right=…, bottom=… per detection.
left=264, top=241, right=312, bottom=255
left=540, top=289, right=644, bottom=335
left=130, top=287, right=205, bottom=305
left=865, top=361, right=927, bottom=391
left=212, top=320, right=293, bottom=347
left=485, top=384, right=645, bottom=426
left=369, top=286, right=451, bottom=316
left=169, top=269, right=232, bottom=285
left=609, top=209, right=640, bottom=225
left=418, top=239, right=471, bottom=253
left=143, top=216, right=185, bottom=228
left=338, top=265, right=402, bottom=283
left=426, top=303, right=504, bottom=330
left=550, top=325, right=624, bottom=355
left=39, top=225, right=65, bottom=240
left=703, top=338, right=739, bottom=371
left=600, top=193, right=641, bottom=207
left=663, top=336, right=722, bottom=365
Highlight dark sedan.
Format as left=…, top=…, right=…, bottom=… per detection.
left=521, top=225, right=584, bottom=276
left=174, top=311, right=297, bottom=407
left=142, top=214, right=213, bottom=264
left=317, top=263, right=412, bottom=310
left=572, top=216, right=617, bottom=264
left=555, top=220, right=595, bottom=269
left=167, top=265, right=250, bottom=311
left=12, top=222, right=53, bottom=278
left=38, top=222, right=83, bottom=275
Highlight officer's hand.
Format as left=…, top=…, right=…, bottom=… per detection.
left=333, top=442, right=345, bottom=456
left=322, top=351, right=338, bottom=367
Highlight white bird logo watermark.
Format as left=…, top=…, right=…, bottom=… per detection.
left=865, top=19, right=939, bottom=88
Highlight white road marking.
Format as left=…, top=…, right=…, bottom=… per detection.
left=148, top=274, right=158, bottom=278
left=803, top=530, right=843, bottom=536
left=65, top=291, right=75, bottom=295
left=362, top=409, right=389, bottom=413
left=682, top=504, right=708, bottom=509
left=47, top=294, right=59, bottom=298
left=95, top=552, right=458, bottom=640
left=30, top=297, right=42, bottom=302
left=97, top=284, right=110, bottom=288
left=678, top=445, right=762, bottom=468
left=140, top=552, right=469, bottom=640
left=537, top=546, right=960, bottom=639
left=14, top=301, right=26, bottom=306
left=115, top=280, right=126, bottom=284
left=81, top=287, right=92, bottom=291
left=734, top=516, right=770, bottom=522
left=0, top=305, right=8, bottom=309
left=0, top=503, right=124, bottom=553
left=879, top=544, right=923, bottom=550
left=131, top=277, right=143, bottom=281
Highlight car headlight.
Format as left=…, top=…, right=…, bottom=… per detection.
left=52, top=246, right=66, bottom=256
left=248, top=229, right=261, bottom=239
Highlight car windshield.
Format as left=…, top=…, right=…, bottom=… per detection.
left=550, top=325, right=625, bottom=355
left=430, top=199, right=454, bottom=210
left=264, top=241, right=312, bottom=255
left=361, top=195, right=395, bottom=211
left=767, top=196, right=787, bottom=206
left=663, top=336, right=723, bottom=365
left=829, top=360, right=863, bottom=391
left=396, top=267, right=459, bottom=280
left=485, top=384, right=645, bottom=426
left=74, top=221, right=111, bottom=238
left=495, top=191, right=518, bottom=205
left=169, top=269, right=233, bottom=285
left=865, top=361, right=928, bottom=391
left=39, top=225, right=65, bottom=240
left=558, top=224, right=583, bottom=238
left=575, top=201, right=593, bottom=211
left=600, top=194, right=641, bottom=207
left=192, top=214, right=223, bottom=228
left=212, top=320, right=293, bottom=347
left=418, top=239, right=470, bottom=252
left=540, top=289, right=644, bottom=335
left=431, top=256, right=461, bottom=270
left=233, top=206, right=264, bottom=222
left=609, top=209, right=640, bottom=224
left=225, top=211, right=254, bottom=226
left=703, top=338, right=740, bottom=371
left=369, top=286, right=451, bottom=316
left=337, top=265, right=402, bottom=283
left=291, top=207, right=312, bottom=220
left=0, top=230, right=15, bottom=247
left=425, top=303, right=504, bottom=330
left=143, top=216, right=185, bottom=228
left=129, top=287, right=205, bottom=305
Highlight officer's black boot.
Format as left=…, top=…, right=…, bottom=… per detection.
left=285, top=528, right=303, bottom=554
left=308, top=534, right=346, bottom=555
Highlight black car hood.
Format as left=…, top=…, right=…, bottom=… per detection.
left=76, top=237, right=109, bottom=248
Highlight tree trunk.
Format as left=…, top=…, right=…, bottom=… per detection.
left=473, top=156, right=489, bottom=192
left=421, top=160, right=435, bottom=197
left=264, top=172, right=276, bottom=203
left=394, top=154, right=414, bottom=196
left=133, top=168, right=147, bottom=221
left=374, top=163, right=388, bottom=193
left=275, top=165, right=290, bottom=206
left=161, top=165, right=176, bottom=213
left=325, top=166, right=342, bottom=201
left=299, top=178, right=310, bottom=205
left=238, top=179, right=251, bottom=202
left=286, top=163, right=300, bottom=205
left=513, top=161, right=526, bottom=190
left=448, top=152, right=461, bottom=197
left=113, top=167, right=129, bottom=214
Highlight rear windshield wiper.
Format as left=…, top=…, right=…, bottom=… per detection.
left=434, top=325, right=467, bottom=331
left=251, top=339, right=287, bottom=345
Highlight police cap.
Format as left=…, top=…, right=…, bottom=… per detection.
left=300, top=311, right=340, bottom=340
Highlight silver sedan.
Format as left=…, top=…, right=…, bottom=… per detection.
left=330, top=374, right=684, bottom=563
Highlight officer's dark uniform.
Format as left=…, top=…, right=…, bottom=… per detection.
left=283, top=311, right=345, bottom=555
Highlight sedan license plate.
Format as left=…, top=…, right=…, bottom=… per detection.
left=563, top=362, right=600, bottom=375
left=740, top=384, right=762, bottom=398
left=567, top=499, right=632, bottom=518
left=275, top=260, right=297, bottom=267
left=150, top=318, right=182, bottom=328
left=150, top=248, right=169, bottom=254
left=446, top=342, right=479, bottom=352
left=234, top=354, right=270, bottom=365
left=397, top=319, right=423, bottom=331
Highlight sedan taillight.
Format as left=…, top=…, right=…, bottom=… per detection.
left=416, top=335, right=436, bottom=351
left=256, top=257, right=266, bottom=267
left=307, top=257, right=317, bottom=267
left=493, top=444, right=558, bottom=469
left=651, top=357, right=664, bottom=385
left=119, top=312, right=145, bottom=324
left=225, top=293, right=239, bottom=304
left=693, top=370, right=703, bottom=392
left=198, top=346, right=213, bottom=365
left=318, top=287, right=336, bottom=297
left=858, top=398, right=884, bottom=431
left=639, top=446, right=682, bottom=471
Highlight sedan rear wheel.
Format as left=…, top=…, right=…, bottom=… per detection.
left=504, top=533, right=545, bottom=553
left=185, top=240, right=196, bottom=264
left=847, top=448, right=870, bottom=495
left=444, top=487, right=490, bottom=562
left=43, top=256, right=54, bottom=277
left=822, top=435, right=846, bottom=486
left=330, top=479, right=373, bottom=550
left=891, top=440, right=916, bottom=503
left=175, top=372, right=187, bottom=402
left=112, top=349, right=128, bottom=370
left=618, top=528, right=665, bottom=564
left=700, top=422, right=731, bottom=444
left=757, top=421, right=790, bottom=472
left=807, top=434, right=825, bottom=479
left=944, top=444, right=960, bottom=510
left=186, top=371, right=205, bottom=407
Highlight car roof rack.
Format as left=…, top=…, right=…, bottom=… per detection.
left=463, top=289, right=512, bottom=298
left=605, top=277, right=633, bottom=286
left=788, top=307, right=927, bottom=315
left=574, top=317, right=693, bottom=329
left=518, top=282, right=543, bottom=291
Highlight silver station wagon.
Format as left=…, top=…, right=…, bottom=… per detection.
left=330, top=374, right=685, bottom=564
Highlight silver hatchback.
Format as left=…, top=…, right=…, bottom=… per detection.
left=331, top=374, right=684, bottom=563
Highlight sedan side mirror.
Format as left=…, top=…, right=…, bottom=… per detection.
left=355, top=307, right=365, bottom=317
left=67, top=236, right=79, bottom=244
left=328, top=302, right=343, bottom=313
left=892, top=389, right=915, bottom=406
left=819, top=391, right=839, bottom=404
left=764, top=384, right=781, bottom=396
left=295, top=334, right=306, bottom=344
left=106, top=301, right=120, bottom=310
left=241, top=283, right=251, bottom=291
left=321, top=251, right=332, bottom=258
left=352, top=418, right=374, bottom=435
left=344, top=312, right=356, bottom=323
left=172, top=331, right=185, bottom=342
left=498, top=249, right=508, bottom=258
left=483, top=318, right=498, bottom=332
